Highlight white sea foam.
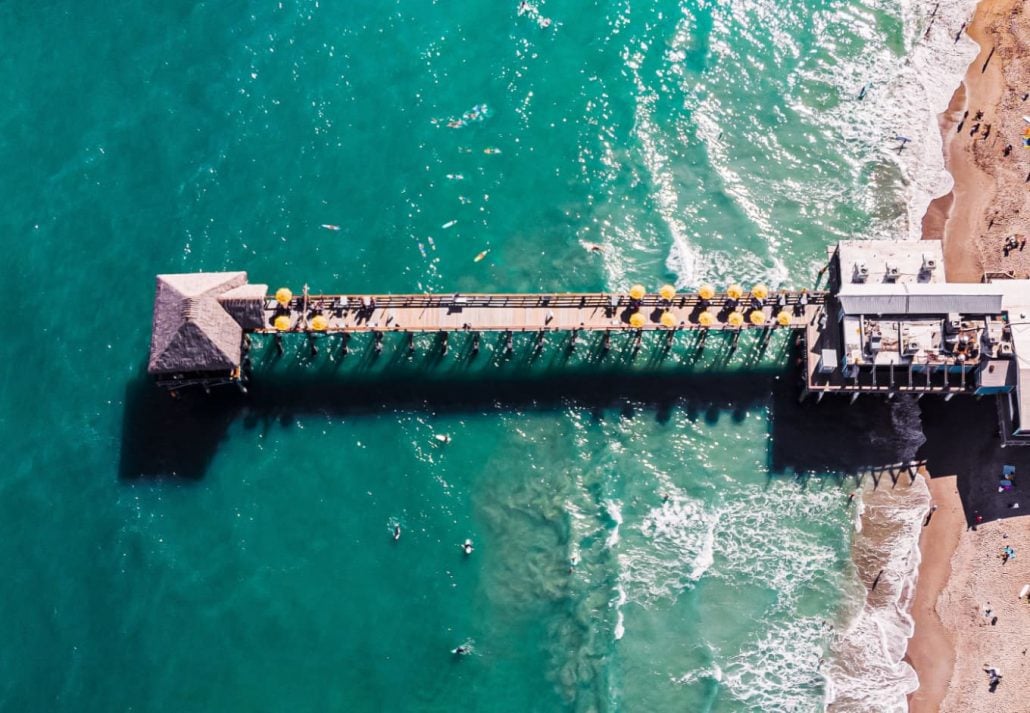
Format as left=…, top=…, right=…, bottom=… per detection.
left=721, top=617, right=830, bottom=711
left=810, top=0, right=980, bottom=242
left=618, top=495, right=719, bottom=606
left=605, top=498, right=623, bottom=548
left=613, top=583, right=627, bottom=641
left=823, top=398, right=932, bottom=712
left=822, top=472, right=929, bottom=712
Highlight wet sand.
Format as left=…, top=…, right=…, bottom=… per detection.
left=904, top=473, right=963, bottom=713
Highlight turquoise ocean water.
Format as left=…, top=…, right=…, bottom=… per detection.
left=0, top=1, right=978, bottom=710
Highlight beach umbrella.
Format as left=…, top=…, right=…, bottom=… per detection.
left=660, top=312, right=677, bottom=328
left=776, top=311, right=792, bottom=327
left=274, top=315, right=291, bottom=331
left=629, top=312, right=646, bottom=328
left=749, top=310, right=766, bottom=326
left=698, top=283, right=715, bottom=300
left=751, top=284, right=769, bottom=301
left=310, top=315, right=329, bottom=331
left=727, top=311, right=745, bottom=327
left=726, top=284, right=744, bottom=300
left=698, top=311, right=716, bottom=327
left=659, top=284, right=676, bottom=301
left=275, top=287, right=293, bottom=307
left=629, top=284, right=647, bottom=301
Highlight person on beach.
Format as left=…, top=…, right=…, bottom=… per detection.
left=984, top=666, right=1002, bottom=691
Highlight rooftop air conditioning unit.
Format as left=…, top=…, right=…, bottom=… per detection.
left=853, top=260, right=869, bottom=283
left=885, top=262, right=900, bottom=282
left=922, top=254, right=938, bottom=273
left=1000, top=342, right=1014, bottom=357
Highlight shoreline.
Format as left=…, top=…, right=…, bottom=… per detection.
left=903, top=473, right=963, bottom=713
left=921, top=0, right=1029, bottom=280
left=911, top=0, right=1030, bottom=709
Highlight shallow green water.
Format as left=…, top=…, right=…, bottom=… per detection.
left=0, top=0, right=956, bottom=710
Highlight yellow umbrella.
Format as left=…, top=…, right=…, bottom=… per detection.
left=776, top=310, right=792, bottom=327
left=629, top=284, right=647, bottom=301
left=660, top=311, right=677, bottom=328
left=698, top=283, right=715, bottom=301
left=310, top=315, right=329, bottom=331
left=698, top=311, right=716, bottom=327
left=629, top=312, right=646, bottom=328
left=726, top=284, right=744, bottom=300
left=275, top=287, right=293, bottom=307
left=727, top=311, right=744, bottom=327
left=749, top=310, right=766, bottom=326
left=274, top=315, right=291, bottom=331
left=751, top=284, right=769, bottom=301
left=659, top=284, right=676, bottom=301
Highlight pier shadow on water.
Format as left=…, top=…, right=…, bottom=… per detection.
left=120, top=366, right=793, bottom=480
left=120, top=341, right=1021, bottom=524
left=120, top=350, right=940, bottom=484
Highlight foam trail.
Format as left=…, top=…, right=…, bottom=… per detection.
left=823, top=471, right=929, bottom=712
left=842, top=0, right=980, bottom=240
left=824, top=397, right=930, bottom=712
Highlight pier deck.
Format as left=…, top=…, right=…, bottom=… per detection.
left=257, top=291, right=828, bottom=334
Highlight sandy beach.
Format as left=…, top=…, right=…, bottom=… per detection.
left=910, top=0, right=1030, bottom=709
left=923, top=0, right=1030, bottom=281
left=906, top=396, right=1030, bottom=712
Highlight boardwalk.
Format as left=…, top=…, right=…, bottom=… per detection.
left=256, top=291, right=828, bottom=334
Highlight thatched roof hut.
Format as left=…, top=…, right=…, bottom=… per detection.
left=148, top=272, right=266, bottom=379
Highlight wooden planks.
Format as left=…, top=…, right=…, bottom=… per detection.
left=254, top=291, right=828, bottom=334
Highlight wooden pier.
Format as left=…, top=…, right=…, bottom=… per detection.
left=145, top=236, right=1030, bottom=444
left=257, top=290, right=828, bottom=334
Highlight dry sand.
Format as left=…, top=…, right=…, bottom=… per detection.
left=910, top=2, right=1030, bottom=709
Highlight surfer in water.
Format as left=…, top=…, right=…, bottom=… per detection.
left=452, top=644, right=472, bottom=656
left=393, top=525, right=401, bottom=541
left=581, top=241, right=605, bottom=254
left=462, top=539, right=474, bottom=556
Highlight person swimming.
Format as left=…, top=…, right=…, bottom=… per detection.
left=393, top=525, right=401, bottom=541
left=462, top=539, right=474, bottom=555
left=452, top=644, right=472, bottom=656
left=434, top=433, right=451, bottom=444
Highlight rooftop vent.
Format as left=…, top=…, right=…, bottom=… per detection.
left=853, top=260, right=869, bottom=283
left=884, top=262, right=900, bottom=282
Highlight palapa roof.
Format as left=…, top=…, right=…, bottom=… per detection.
left=148, top=272, right=249, bottom=375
